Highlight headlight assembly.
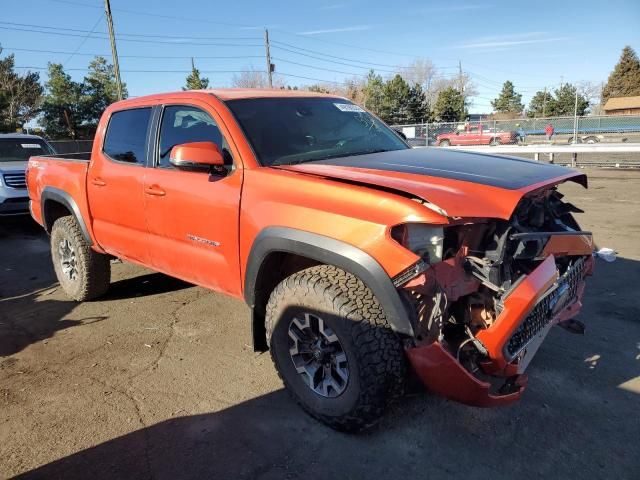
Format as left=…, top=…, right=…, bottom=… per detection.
left=391, top=223, right=444, bottom=264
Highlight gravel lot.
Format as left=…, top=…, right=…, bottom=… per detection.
left=1, top=169, right=639, bottom=479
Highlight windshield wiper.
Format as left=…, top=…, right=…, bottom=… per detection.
left=346, top=148, right=389, bottom=157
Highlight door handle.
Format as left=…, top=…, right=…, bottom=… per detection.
left=145, top=185, right=166, bottom=196
left=91, top=178, right=106, bottom=187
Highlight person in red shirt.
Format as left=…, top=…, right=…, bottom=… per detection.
left=545, top=123, right=555, bottom=142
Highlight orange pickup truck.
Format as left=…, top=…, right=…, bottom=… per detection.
left=28, top=89, right=597, bottom=431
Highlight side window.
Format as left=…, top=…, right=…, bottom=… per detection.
left=157, top=105, right=230, bottom=168
left=103, top=108, right=152, bottom=164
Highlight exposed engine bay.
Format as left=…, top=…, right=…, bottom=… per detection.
left=397, top=185, right=594, bottom=393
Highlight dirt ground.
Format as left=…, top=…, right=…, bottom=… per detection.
left=1, top=169, right=639, bottom=479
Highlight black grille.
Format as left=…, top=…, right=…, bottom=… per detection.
left=506, top=257, right=586, bottom=358
left=3, top=173, right=26, bottom=189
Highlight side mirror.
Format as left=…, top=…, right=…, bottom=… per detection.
left=170, top=142, right=224, bottom=170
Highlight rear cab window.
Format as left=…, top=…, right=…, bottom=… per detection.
left=103, top=108, right=152, bottom=165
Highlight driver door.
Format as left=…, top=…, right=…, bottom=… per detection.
left=143, top=102, right=243, bottom=297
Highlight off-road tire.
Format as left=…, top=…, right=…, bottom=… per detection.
left=265, top=265, right=406, bottom=432
left=50, top=216, right=110, bottom=301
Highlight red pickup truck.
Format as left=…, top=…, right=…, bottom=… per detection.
left=437, top=124, right=517, bottom=146
left=28, top=89, right=596, bottom=431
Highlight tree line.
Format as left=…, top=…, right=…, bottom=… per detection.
left=1, top=45, right=639, bottom=138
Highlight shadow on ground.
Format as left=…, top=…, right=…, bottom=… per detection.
left=0, top=217, right=191, bottom=356
left=13, top=258, right=640, bottom=480
left=103, top=272, right=192, bottom=301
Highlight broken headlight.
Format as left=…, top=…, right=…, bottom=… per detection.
left=391, top=224, right=444, bottom=264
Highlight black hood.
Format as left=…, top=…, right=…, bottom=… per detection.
left=310, top=147, right=584, bottom=190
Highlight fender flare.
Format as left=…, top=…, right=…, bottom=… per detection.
left=244, top=226, right=415, bottom=337
left=41, top=186, right=93, bottom=245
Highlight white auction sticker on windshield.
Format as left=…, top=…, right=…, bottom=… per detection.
left=334, top=103, right=365, bottom=113
left=21, top=144, right=42, bottom=149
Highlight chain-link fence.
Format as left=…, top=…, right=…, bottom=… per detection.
left=393, top=114, right=640, bottom=147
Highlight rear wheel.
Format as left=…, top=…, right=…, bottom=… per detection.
left=265, top=265, right=406, bottom=432
left=439, top=139, right=451, bottom=147
left=50, top=216, right=110, bottom=301
left=490, top=137, right=501, bottom=146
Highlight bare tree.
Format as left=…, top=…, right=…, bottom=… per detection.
left=305, top=76, right=367, bottom=104
left=231, top=67, right=285, bottom=88
left=577, top=81, right=603, bottom=115
left=399, top=58, right=437, bottom=89
left=398, top=58, right=476, bottom=109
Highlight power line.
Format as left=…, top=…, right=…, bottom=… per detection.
left=63, top=14, right=104, bottom=65
left=272, top=57, right=387, bottom=78
left=271, top=40, right=404, bottom=69
left=271, top=29, right=431, bottom=59
left=0, top=25, right=263, bottom=46
left=271, top=45, right=400, bottom=74
left=0, top=21, right=261, bottom=41
left=45, top=0, right=432, bottom=60
left=276, top=72, right=354, bottom=86
left=273, top=56, right=460, bottom=81
left=14, top=65, right=264, bottom=74
left=1, top=47, right=265, bottom=60
left=46, top=0, right=260, bottom=29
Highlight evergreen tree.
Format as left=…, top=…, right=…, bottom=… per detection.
left=491, top=80, right=524, bottom=114
left=0, top=50, right=43, bottom=132
left=406, top=83, right=430, bottom=123
left=183, top=58, right=210, bottom=90
left=550, top=83, right=589, bottom=116
left=380, top=74, right=411, bottom=123
left=602, top=46, right=640, bottom=103
left=83, top=56, right=126, bottom=129
left=40, top=63, right=84, bottom=139
left=434, top=87, right=466, bottom=122
left=362, top=70, right=385, bottom=117
left=527, top=90, right=550, bottom=118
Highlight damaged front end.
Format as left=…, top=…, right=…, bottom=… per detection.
left=394, top=186, right=595, bottom=406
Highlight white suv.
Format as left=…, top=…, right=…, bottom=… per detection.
left=0, top=134, right=56, bottom=216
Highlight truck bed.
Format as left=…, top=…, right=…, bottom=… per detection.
left=27, top=154, right=92, bottom=233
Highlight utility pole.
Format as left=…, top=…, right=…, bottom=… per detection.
left=264, top=28, right=273, bottom=88
left=458, top=60, right=465, bottom=121
left=573, top=89, right=579, bottom=145
left=104, top=0, right=123, bottom=100
left=542, top=87, right=547, bottom=117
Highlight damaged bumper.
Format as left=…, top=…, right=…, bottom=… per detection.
left=407, top=342, right=528, bottom=407
left=404, top=243, right=594, bottom=407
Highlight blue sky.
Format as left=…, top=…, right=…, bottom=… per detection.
left=2, top=0, right=639, bottom=113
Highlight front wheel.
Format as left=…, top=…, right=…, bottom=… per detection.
left=490, top=137, right=501, bottom=146
left=439, top=139, right=451, bottom=147
left=265, top=265, right=406, bottom=432
left=50, top=216, right=111, bottom=301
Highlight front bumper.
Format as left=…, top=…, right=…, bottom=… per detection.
left=406, top=252, right=593, bottom=407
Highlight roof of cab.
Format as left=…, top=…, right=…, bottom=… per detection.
left=113, top=88, right=341, bottom=106
left=208, top=88, right=339, bottom=101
